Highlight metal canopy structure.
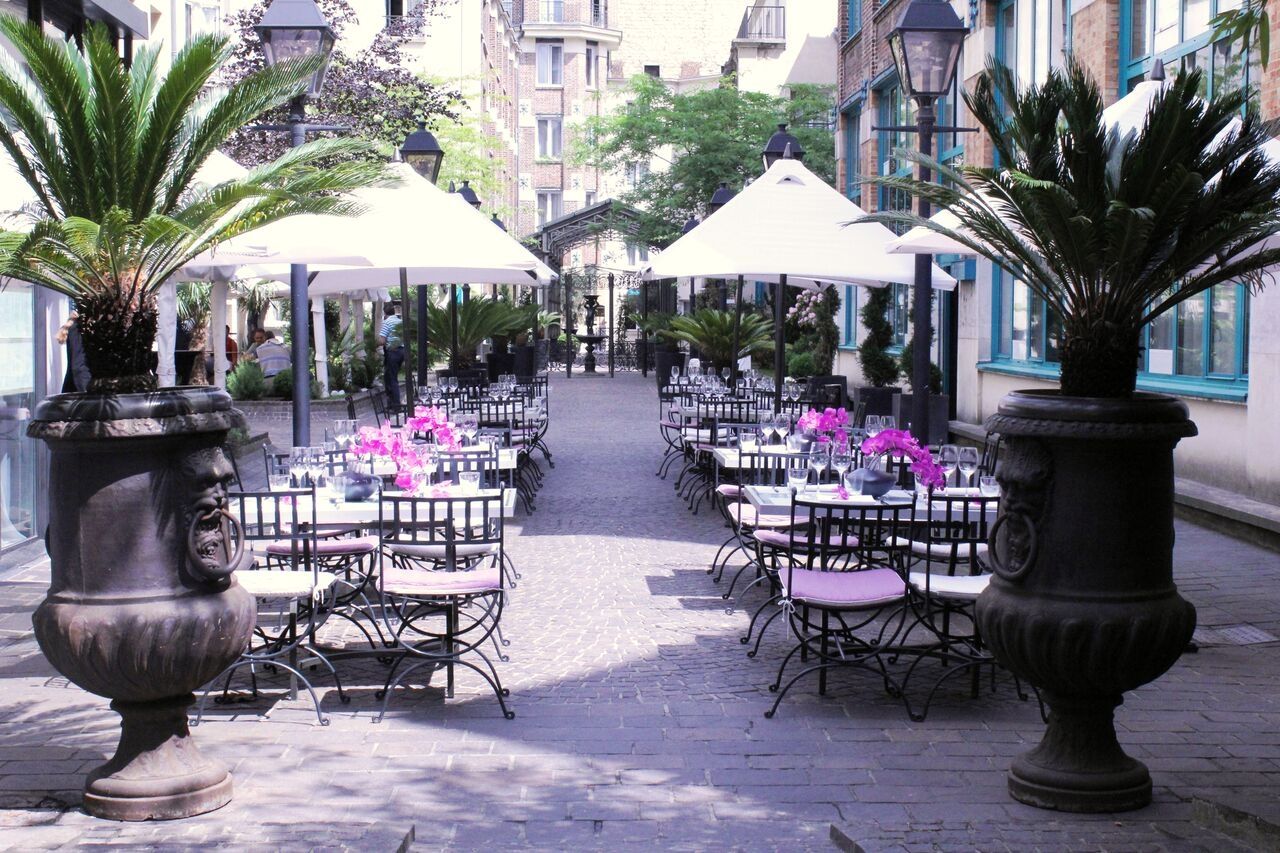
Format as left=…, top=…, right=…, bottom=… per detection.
left=530, top=198, right=653, bottom=262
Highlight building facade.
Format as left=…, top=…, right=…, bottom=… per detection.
left=834, top=0, right=1280, bottom=504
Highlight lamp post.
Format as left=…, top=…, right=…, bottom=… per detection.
left=762, top=123, right=805, bottom=170
left=255, top=0, right=336, bottom=446
left=885, top=0, right=967, bottom=444
left=400, top=121, right=445, bottom=389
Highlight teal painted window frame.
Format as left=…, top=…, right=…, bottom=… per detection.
left=840, top=284, right=859, bottom=350
left=1119, top=0, right=1258, bottom=101
left=843, top=104, right=862, bottom=204
left=847, top=0, right=861, bottom=38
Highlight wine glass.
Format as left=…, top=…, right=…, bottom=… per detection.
left=807, top=446, right=828, bottom=493
left=670, top=365, right=680, bottom=386
left=881, top=415, right=897, bottom=431
left=460, top=413, right=479, bottom=446
left=958, top=446, right=980, bottom=489
left=306, top=445, right=326, bottom=489
left=289, top=447, right=309, bottom=488
left=865, top=415, right=882, bottom=438
left=758, top=410, right=775, bottom=445
left=938, top=444, right=960, bottom=490
left=326, top=472, right=346, bottom=507
left=774, top=412, right=790, bottom=445
left=420, top=443, right=439, bottom=486
left=831, top=447, right=852, bottom=484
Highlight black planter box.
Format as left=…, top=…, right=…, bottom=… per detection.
left=892, top=392, right=950, bottom=445
left=487, top=351, right=515, bottom=381
left=655, top=348, right=684, bottom=389
left=512, top=345, right=536, bottom=380
left=856, top=386, right=900, bottom=418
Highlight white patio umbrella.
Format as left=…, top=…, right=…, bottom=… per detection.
left=641, top=157, right=956, bottom=406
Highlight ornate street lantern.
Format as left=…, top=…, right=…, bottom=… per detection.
left=254, top=0, right=336, bottom=98
left=399, top=121, right=445, bottom=184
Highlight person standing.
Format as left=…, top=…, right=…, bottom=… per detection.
left=58, top=312, right=91, bottom=393
left=378, top=302, right=404, bottom=411
left=225, top=326, right=239, bottom=369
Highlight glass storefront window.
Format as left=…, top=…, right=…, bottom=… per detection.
left=1210, top=283, right=1237, bottom=375
left=0, top=282, right=37, bottom=550
left=1176, top=292, right=1205, bottom=375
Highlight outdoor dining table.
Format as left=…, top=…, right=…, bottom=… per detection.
left=743, top=484, right=1000, bottom=523
left=711, top=444, right=807, bottom=468
left=242, top=488, right=518, bottom=523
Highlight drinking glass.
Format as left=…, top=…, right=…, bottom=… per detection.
left=327, top=472, right=346, bottom=507
left=831, top=449, right=852, bottom=484
left=865, top=415, right=882, bottom=438
left=914, top=473, right=933, bottom=503
left=460, top=413, right=479, bottom=445
left=268, top=473, right=289, bottom=492
left=938, top=444, right=960, bottom=489
left=773, top=412, right=790, bottom=444
left=459, top=470, right=481, bottom=495
left=844, top=468, right=866, bottom=496
left=807, top=446, right=828, bottom=493
left=670, top=366, right=681, bottom=385
left=786, top=466, right=808, bottom=493
left=979, top=475, right=1000, bottom=498
left=289, top=447, right=309, bottom=488
left=958, top=446, right=980, bottom=488
left=306, top=445, right=326, bottom=488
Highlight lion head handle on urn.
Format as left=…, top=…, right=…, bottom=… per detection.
left=181, top=444, right=247, bottom=585
left=987, top=437, right=1052, bottom=583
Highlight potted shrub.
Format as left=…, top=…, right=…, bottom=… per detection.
left=874, top=63, right=1280, bottom=812
left=0, top=21, right=382, bottom=820
left=635, top=312, right=679, bottom=385
left=856, top=286, right=902, bottom=416
left=664, top=308, right=774, bottom=377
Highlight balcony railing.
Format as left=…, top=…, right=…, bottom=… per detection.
left=736, top=5, right=785, bottom=42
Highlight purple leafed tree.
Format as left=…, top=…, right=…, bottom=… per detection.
left=218, top=0, right=461, bottom=166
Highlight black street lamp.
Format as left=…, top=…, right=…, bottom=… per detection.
left=399, top=120, right=444, bottom=183
left=761, top=123, right=805, bottom=170
left=707, top=181, right=736, bottom=216
left=255, top=0, right=337, bottom=445
left=398, top=123, right=445, bottom=399
left=885, top=0, right=967, bottom=445
left=457, top=179, right=482, bottom=209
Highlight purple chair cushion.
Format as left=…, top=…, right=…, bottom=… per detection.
left=784, top=568, right=905, bottom=608
left=753, top=529, right=859, bottom=550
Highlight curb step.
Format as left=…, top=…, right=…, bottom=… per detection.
left=1192, top=796, right=1280, bottom=850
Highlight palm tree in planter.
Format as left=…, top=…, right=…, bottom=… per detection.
left=870, top=61, right=1280, bottom=813
left=664, top=309, right=774, bottom=374
left=0, top=19, right=385, bottom=821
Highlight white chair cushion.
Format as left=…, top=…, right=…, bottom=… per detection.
left=385, top=539, right=499, bottom=560
left=909, top=571, right=990, bottom=600
left=681, top=427, right=728, bottom=443
left=726, top=503, right=802, bottom=529
left=382, top=565, right=502, bottom=596
left=891, top=537, right=989, bottom=562
left=237, top=569, right=339, bottom=601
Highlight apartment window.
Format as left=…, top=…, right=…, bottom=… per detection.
left=591, top=0, right=606, bottom=27
left=643, top=64, right=661, bottom=78
left=539, top=0, right=564, bottom=22
left=996, top=0, right=1066, bottom=88
left=536, top=116, right=562, bottom=159
left=537, top=190, right=563, bottom=226
left=185, top=1, right=221, bottom=40
left=843, top=104, right=861, bottom=204
left=586, top=42, right=598, bottom=88
left=536, top=41, right=564, bottom=86
left=626, top=243, right=650, bottom=266
left=1123, top=0, right=1258, bottom=103
left=584, top=191, right=597, bottom=207
left=847, top=0, right=861, bottom=36
left=624, top=160, right=649, bottom=188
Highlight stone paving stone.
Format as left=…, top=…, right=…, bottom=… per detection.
left=0, top=371, right=1278, bottom=849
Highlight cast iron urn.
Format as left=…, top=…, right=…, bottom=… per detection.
left=976, top=390, right=1198, bottom=812
left=29, top=387, right=255, bottom=821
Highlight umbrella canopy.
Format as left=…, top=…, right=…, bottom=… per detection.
left=641, top=158, right=956, bottom=290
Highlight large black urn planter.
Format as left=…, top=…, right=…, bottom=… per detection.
left=976, top=390, right=1198, bottom=813
left=28, top=387, right=255, bottom=821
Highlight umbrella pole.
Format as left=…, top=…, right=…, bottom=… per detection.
left=731, top=275, right=743, bottom=389
left=449, top=284, right=460, bottom=373
left=416, top=284, right=430, bottom=387
left=290, top=262, right=310, bottom=445
left=400, top=267, right=414, bottom=410
left=773, top=275, right=786, bottom=413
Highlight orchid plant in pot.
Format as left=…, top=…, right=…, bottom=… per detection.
left=849, top=427, right=945, bottom=498
left=869, top=61, right=1280, bottom=812
left=0, top=19, right=385, bottom=820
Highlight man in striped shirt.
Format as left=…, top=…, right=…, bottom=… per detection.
left=378, top=303, right=404, bottom=410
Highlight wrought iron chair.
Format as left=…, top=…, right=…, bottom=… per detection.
left=375, top=492, right=513, bottom=720
left=763, top=493, right=915, bottom=718
left=195, top=488, right=348, bottom=726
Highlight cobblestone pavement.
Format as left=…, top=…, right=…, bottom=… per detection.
left=2, top=372, right=1280, bottom=850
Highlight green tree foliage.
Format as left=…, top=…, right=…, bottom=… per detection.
left=0, top=19, right=384, bottom=391
left=858, top=287, right=900, bottom=387
left=575, top=76, right=836, bottom=247
left=868, top=61, right=1280, bottom=396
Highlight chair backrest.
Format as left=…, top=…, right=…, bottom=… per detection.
left=922, top=492, right=999, bottom=576
left=735, top=446, right=795, bottom=487
left=228, top=488, right=318, bottom=571
left=980, top=432, right=1001, bottom=476
left=789, top=494, right=915, bottom=575
left=436, top=447, right=499, bottom=489
left=263, top=447, right=289, bottom=479
left=849, top=400, right=867, bottom=429
left=475, top=399, right=523, bottom=430
left=379, top=492, right=504, bottom=574
left=807, top=375, right=848, bottom=408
